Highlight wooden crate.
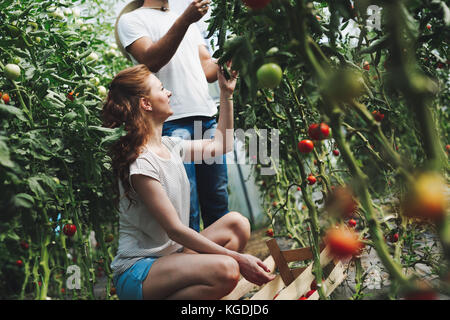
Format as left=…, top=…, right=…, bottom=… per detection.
left=222, top=239, right=347, bottom=300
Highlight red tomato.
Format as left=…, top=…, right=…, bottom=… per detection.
left=363, top=61, right=370, bottom=71
left=305, top=289, right=316, bottom=298
left=307, top=174, right=316, bottom=185
left=310, top=279, right=325, bottom=290
left=63, top=223, right=77, bottom=237
left=298, top=139, right=314, bottom=153
left=391, top=233, right=399, bottom=242
left=372, top=110, right=384, bottom=122
left=2, top=93, right=10, bottom=104
left=266, top=228, right=274, bottom=237
left=404, top=290, right=437, bottom=300
left=403, top=173, right=447, bottom=222
left=446, top=144, right=450, bottom=152
left=242, top=0, right=272, bottom=10
left=67, top=91, right=75, bottom=101
left=333, top=149, right=340, bottom=156
left=308, top=123, right=330, bottom=140
left=426, top=24, right=431, bottom=30
left=20, top=240, right=29, bottom=249
left=347, top=219, right=357, bottom=228
left=324, top=226, right=363, bottom=260
left=16, top=259, right=23, bottom=267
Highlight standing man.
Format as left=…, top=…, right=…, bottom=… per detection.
left=115, top=0, right=230, bottom=232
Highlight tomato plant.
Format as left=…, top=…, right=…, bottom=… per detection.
left=209, top=0, right=449, bottom=300
left=0, top=0, right=129, bottom=300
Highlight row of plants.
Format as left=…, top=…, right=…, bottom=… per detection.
left=0, top=0, right=129, bottom=299
left=209, top=0, right=449, bottom=299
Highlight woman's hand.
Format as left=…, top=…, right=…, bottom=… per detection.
left=234, top=253, right=276, bottom=286
left=218, top=61, right=238, bottom=97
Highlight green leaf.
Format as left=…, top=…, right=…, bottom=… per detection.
left=441, top=3, right=450, bottom=26
left=0, top=139, right=15, bottom=168
left=63, top=111, right=78, bottom=121
left=360, top=36, right=389, bottom=54
left=0, top=103, right=28, bottom=122
left=13, top=193, right=35, bottom=209
left=28, top=177, right=46, bottom=198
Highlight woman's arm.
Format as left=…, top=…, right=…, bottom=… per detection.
left=131, top=174, right=274, bottom=285
left=199, top=45, right=219, bottom=83
left=182, top=65, right=238, bottom=163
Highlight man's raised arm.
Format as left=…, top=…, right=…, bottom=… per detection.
left=127, top=0, right=211, bottom=72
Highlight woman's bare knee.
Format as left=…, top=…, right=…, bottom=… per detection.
left=226, top=211, right=251, bottom=248
left=212, top=256, right=240, bottom=295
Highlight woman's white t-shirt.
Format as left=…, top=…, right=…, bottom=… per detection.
left=110, top=136, right=190, bottom=277
left=116, top=7, right=218, bottom=122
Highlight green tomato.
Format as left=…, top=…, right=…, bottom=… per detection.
left=4, top=64, right=21, bottom=81
left=74, top=19, right=83, bottom=27
left=266, top=47, right=279, bottom=55
left=49, top=8, right=65, bottom=20
left=98, top=85, right=107, bottom=97
left=72, top=8, right=81, bottom=17
left=256, top=63, right=283, bottom=89
left=86, top=52, right=99, bottom=62
left=90, top=76, right=100, bottom=86
left=325, top=68, right=366, bottom=102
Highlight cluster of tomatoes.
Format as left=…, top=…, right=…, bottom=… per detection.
left=1, top=63, right=21, bottom=106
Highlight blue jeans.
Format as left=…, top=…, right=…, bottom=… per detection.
left=163, top=116, right=229, bottom=231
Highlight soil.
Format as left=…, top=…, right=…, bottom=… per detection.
left=243, top=227, right=296, bottom=260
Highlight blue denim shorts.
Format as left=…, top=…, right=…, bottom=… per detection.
left=113, top=257, right=158, bottom=300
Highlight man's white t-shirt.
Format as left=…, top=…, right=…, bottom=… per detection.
left=117, top=7, right=218, bottom=122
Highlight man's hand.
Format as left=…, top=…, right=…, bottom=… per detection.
left=181, top=0, right=211, bottom=25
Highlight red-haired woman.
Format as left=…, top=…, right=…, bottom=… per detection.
left=102, top=64, right=274, bottom=300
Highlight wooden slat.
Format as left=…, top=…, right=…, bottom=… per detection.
left=266, top=238, right=295, bottom=286
left=281, top=247, right=314, bottom=262
left=274, top=246, right=333, bottom=300
left=221, top=255, right=275, bottom=300
left=306, top=261, right=347, bottom=300
left=282, top=243, right=326, bottom=262
left=324, top=261, right=347, bottom=296
left=250, top=274, right=285, bottom=300
left=291, top=267, right=307, bottom=279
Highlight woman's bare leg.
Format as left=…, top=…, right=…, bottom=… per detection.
left=183, top=211, right=251, bottom=254
left=141, top=211, right=251, bottom=299
left=142, top=253, right=240, bottom=299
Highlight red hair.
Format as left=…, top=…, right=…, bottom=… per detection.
left=101, top=64, right=153, bottom=207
